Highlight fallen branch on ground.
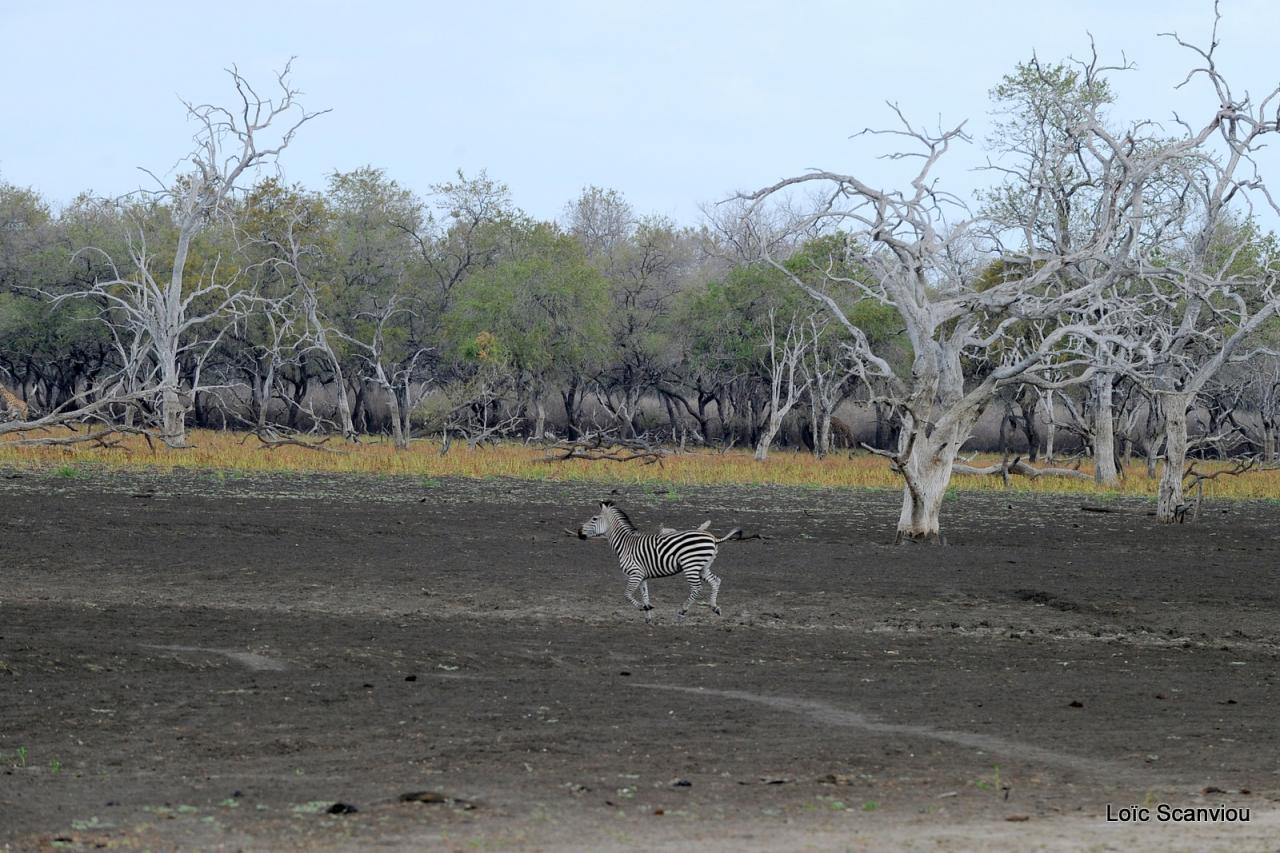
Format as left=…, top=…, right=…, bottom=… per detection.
left=953, top=456, right=1091, bottom=483
left=1176, top=458, right=1260, bottom=523
left=542, top=434, right=669, bottom=465
left=3, top=423, right=159, bottom=450
left=245, top=428, right=347, bottom=454
left=5, top=428, right=125, bottom=449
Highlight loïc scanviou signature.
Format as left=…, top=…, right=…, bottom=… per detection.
left=1106, top=803, right=1250, bottom=823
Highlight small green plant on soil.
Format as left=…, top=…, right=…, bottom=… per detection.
left=12, top=746, right=28, bottom=768
left=974, top=765, right=1003, bottom=795
left=53, top=464, right=82, bottom=479
left=862, top=800, right=879, bottom=811
left=50, top=758, right=62, bottom=774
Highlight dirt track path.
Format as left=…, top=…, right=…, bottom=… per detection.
left=2, top=469, right=1277, bottom=850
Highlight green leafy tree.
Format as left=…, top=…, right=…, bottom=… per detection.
left=446, top=223, right=609, bottom=438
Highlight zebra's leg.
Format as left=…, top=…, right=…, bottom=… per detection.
left=625, top=574, right=654, bottom=622
left=677, top=574, right=703, bottom=623
left=701, top=554, right=722, bottom=615
left=640, top=578, right=653, bottom=624
left=703, top=570, right=723, bottom=615
left=624, top=574, right=645, bottom=609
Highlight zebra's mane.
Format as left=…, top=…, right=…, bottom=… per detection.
left=603, top=502, right=636, bottom=531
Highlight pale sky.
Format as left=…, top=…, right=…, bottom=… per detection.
left=3, top=1, right=1278, bottom=224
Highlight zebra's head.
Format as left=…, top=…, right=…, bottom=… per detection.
left=578, top=500, right=618, bottom=540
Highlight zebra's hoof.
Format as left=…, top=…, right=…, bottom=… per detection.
left=642, top=604, right=654, bottom=611
left=712, top=606, right=722, bottom=616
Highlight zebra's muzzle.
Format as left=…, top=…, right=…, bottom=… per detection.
left=577, top=528, right=589, bottom=540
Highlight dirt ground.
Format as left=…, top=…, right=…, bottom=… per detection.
left=2, top=467, right=1278, bottom=851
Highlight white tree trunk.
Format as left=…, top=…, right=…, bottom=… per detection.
left=157, top=334, right=187, bottom=447
left=1093, top=374, right=1119, bottom=485
left=388, top=395, right=406, bottom=449
left=807, top=393, right=822, bottom=458
left=754, top=411, right=786, bottom=461
left=160, top=387, right=186, bottom=445
left=374, top=364, right=406, bottom=450
left=255, top=358, right=277, bottom=431
left=1042, top=389, right=1055, bottom=462
left=334, top=376, right=355, bottom=438
left=1157, top=394, right=1190, bottom=523
left=534, top=396, right=547, bottom=441
left=894, top=428, right=960, bottom=544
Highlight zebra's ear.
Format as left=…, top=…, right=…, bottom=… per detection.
left=600, top=499, right=615, bottom=508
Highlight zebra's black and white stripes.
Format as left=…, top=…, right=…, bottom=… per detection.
left=578, top=500, right=740, bottom=623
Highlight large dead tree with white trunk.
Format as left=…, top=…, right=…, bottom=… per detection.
left=1134, top=228, right=1280, bottom=522
left=742, top=91, right=1172, bottom=537
left=743, top=10, right=1280, bottom=540
left=1110, top=17, right=1280, bottom=523
left=743, top=111, right=1141, bottom=542
left=61, top=62, right=325, bottom=446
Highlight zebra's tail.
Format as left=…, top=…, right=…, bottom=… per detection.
left=714, top=528, right=744, bottom=543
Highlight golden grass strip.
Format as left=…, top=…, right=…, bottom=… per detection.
left=2, top=429, right=1278, bottom=500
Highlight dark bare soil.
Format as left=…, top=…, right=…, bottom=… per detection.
left=1, top=468, right=1278, bottom=850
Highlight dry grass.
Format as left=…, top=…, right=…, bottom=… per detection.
left=2, top=428, right=1278, bottom=501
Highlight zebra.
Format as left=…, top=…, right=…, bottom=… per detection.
left=577, top=500, right=740, bottom=623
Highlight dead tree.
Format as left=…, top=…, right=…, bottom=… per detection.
left=802, top=313, right=859, bottom=457
left=747, top=9, right=1280, bottom=539
left=1123, top=16, right=1280, bottom=523
left=59, top=61, right=325, bottom=446
left=754, top=310, right=810, bottom=461
left=335, top=295, right=433, bottom=450
left=266, top=208, right=358, bottom=438
left=743, top=104, right=1138, bottom=542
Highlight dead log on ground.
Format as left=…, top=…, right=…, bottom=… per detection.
left=542, top=434, right=669, bottom=465
left=245, top=428, right=347, bottom=454
left=953, top=456, right=1091, bottom=484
